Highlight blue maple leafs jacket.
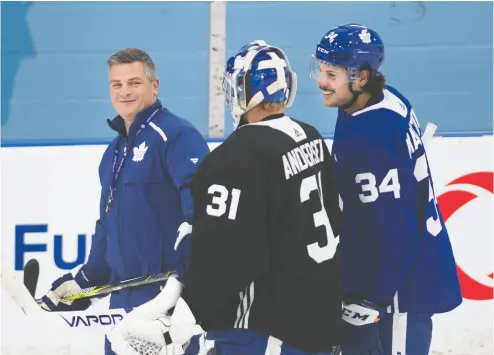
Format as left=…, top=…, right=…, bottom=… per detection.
left=82, top=100, right=210, bottom=308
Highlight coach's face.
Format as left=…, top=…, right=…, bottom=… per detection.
left=316, top=63, right=354, bottom=108
left=109, top=62, right=159, bottom=121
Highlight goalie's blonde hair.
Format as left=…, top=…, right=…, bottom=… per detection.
left=259, top=102, right=286, bottom=113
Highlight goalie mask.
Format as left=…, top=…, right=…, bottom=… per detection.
left=223, top=40, right=297, bottom=130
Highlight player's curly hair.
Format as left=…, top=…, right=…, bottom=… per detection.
left=359, top=64, right=386, bottom=97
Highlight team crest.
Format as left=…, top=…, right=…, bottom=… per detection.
left=359, top=29, right=372, bottom=44
left=132, top=142, right=148, bottom=162
left=325, top=31, right=338, bottom=43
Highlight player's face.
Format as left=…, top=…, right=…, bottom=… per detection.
left=315, top=63, right=353, bottom=108
left=109, top=62, right=159, bottom=120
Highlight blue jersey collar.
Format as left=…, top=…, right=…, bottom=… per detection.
left=107, top=99, right=163, bottom=137
left=338, top=90, right=385, bottom=118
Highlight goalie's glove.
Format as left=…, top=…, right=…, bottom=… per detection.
left=340, top=298, right=385, bottom=354
left=166, top=297, right=202, bottom=349
left=108, top=277, right=200, bottom=355
left=108, top=315, right=184, bottom=355
left=40, top=267, right=92, bottom=311
left=342, top=299, right=386, bottom=326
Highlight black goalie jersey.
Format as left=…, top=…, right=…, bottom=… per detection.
left=182, top=114, right=342, bottom=353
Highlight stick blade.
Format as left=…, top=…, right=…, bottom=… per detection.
left=422, top=122, right=438, bottom=150
left=23, top=259, right=40, bottom=298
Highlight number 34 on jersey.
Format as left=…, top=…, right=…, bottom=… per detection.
left=354, top=161, right=442, bottom=237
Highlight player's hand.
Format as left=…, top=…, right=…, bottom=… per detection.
left=109, top=314, right=182, bottom=355
left=40, top=268, right=92, bottom=311
left=342, top=299, right=386, bottom=326
left=108, top=277, right=185, bottom=353
left=175, top=221, right=192, bottom=250
left=111, top=277, right=183, bottom=327
left=108, top=316, right=196, bottom=355
left=340, top=322, right=383, bottom=355
left=109, top=297, right=200, bottom=355
left=167, top=298, right=201, bottom=348
left=340, top=299, right=386, bottom=354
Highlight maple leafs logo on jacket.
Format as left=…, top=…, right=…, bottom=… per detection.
left=132, top=142, right=148, bottom=162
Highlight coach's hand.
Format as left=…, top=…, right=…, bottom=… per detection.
left=40, top=268, right=93, bottom=312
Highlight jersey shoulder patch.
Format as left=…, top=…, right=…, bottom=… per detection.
left=352, top=89, right=408, bottom=119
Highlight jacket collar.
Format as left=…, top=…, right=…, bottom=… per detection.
left=107, top=99, right=163, bottom=138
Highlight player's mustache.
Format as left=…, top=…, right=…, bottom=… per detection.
left=318, top=86, right=333, bottom=92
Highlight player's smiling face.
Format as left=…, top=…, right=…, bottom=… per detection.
left=316, top=63, right=353, bottom=108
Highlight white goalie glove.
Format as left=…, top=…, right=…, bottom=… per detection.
left=108, top=277, right=201, bottom=355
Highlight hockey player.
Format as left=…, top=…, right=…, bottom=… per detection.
left=108, top=40, right=343, bottom=355
left=39, top=48, right=210, bottom=354
left=310, top=24, right=463, bottom=354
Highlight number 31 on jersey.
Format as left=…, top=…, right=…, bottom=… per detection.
left=206, top=184, right=242, bottom=220
left=205, top=174, right=339, bottom=264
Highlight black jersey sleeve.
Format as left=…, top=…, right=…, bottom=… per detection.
left=182, top=147, right=270, bottom=328
left=320, top=140, right=342, bottom=238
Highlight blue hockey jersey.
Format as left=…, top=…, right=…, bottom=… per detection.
left=82, top=100, right=210, bottom=308
left=332, top=86, right=462, bottom=314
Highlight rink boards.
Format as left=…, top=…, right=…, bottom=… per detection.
left=1, top=135, right=493, bottom=354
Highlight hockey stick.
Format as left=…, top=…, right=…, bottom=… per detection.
left=23, top=258, right=40, bottom=297
left=421, top=122, right=437, bottom=151
left=35, top=270, right=177, bottom=304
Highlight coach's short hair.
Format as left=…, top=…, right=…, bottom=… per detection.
left=107, top=48, right=157, bottom=82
